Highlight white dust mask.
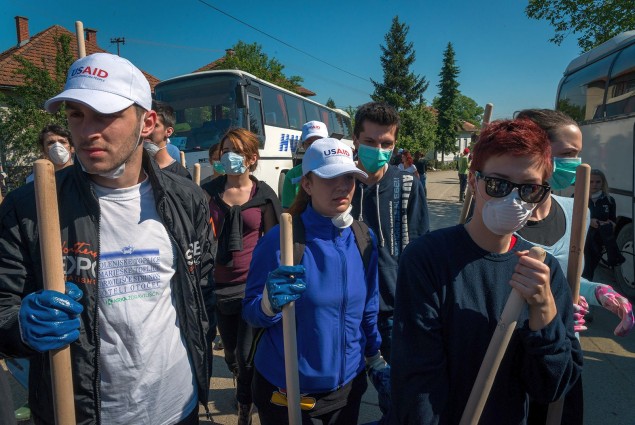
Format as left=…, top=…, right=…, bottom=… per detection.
left=48, top=142, right=71, bottom=165
left=331, top=204, right=353, bottom=229
left=481, top=189, right=536, bottom=235
left=143, top=140, right=165, bottom=157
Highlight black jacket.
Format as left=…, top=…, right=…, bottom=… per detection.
left=589, top=193, right=616, bottom=222
left=0, top=155, right=214, bottom=424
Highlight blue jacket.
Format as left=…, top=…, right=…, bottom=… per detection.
left=243, top=204, right=381, bottom=393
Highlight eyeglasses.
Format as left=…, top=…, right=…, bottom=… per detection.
left=475, top=171, right=551, bottom=203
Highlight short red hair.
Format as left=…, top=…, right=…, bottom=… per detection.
left=470, top=119, right=553, bottom=181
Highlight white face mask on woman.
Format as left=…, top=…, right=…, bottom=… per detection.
left=480, top=188, right=536, bottom=235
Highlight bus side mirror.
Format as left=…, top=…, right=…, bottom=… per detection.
left=235, top=77, right=249, bottom=109
left=235, top=85, right=247, bottom=109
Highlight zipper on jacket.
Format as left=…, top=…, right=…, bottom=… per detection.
left=90, top=183, right=103, bottom=424
left=159, top=197, right=210, bottom=409
left=334, top=228, right=348, bottom=387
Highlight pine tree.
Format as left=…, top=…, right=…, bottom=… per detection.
left=326, top=98, right=336, bottom=108
left=435, top=42, right=460, bottom=162
left=371, top=16, right=428, bottom=111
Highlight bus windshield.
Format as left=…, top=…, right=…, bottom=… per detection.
left=155, top=75, right=245, bottom=153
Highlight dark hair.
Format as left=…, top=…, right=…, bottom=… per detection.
left=354, top=102, right=400, bottom=140
left=287, top=174, right=312, bottom=217
left=152, top=100, right=175, bottom=128
left=470, top=119, right=553, bottom=181
left=38, top=124, right=71, bottom=149
left=208, top=142, right=221, bottom=161
left=514, top=109, right=577, bottom=140
left=220, top=128, right=260, bottom=172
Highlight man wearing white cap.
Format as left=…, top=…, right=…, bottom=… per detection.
left=244, top=138, right=385, bottom=424
left=0, top=53, right=213, bottom=425
left=280, top=120, right=329, bottom=209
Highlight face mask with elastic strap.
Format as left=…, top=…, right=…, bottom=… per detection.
left=48, top=142, right=71, bottom=165
left=357, top=144, right=392, bottom=173
left=548, top=157, right=581, bottom=190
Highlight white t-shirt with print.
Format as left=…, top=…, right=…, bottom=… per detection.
left=94, top=177, right=196, bottom=425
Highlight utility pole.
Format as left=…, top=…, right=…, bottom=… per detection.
left=110, top=37, right=125, bottom=56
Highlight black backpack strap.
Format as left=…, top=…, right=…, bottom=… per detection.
left=291, top=214, right=306, bottom=265
left=350, top=220, right=373, bottom=271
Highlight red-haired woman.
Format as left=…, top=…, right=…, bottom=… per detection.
left=201, top=128, right=281, bottom=425
left=391, top=119, right=583, bottom=423
left=398, top=149, right=419, bottom=178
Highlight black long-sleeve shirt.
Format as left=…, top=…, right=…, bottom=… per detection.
left=392, top=225, right=583, bottom=424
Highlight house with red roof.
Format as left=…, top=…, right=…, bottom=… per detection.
left=0, top=16, right=160, bottom=100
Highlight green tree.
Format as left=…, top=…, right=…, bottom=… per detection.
left=433, top=93, right=484, bottom=127
left=371, top=16, right=428, bottom=111
left=435, top=42, right=460, bottom=161
left=216, top=41, right=303, bottom=92
left=526, top=0, right=635, bottom=52
left=0, top=33, right=74, bottom=169
left=326, top=98, right=336, bottom=108
left=398, top=105, right=437, bottom=154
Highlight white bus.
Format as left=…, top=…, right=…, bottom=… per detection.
left=153, top=70, right=354, bottom=194
left=556, top=30, right=635, bottom=297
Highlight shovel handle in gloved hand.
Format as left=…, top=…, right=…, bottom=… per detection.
left=19, top=282, right=83, bottom=352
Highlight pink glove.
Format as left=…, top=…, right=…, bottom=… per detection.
left=573, top=295, right=589, bottom=333
left=595, top=284, right=635, bottom=337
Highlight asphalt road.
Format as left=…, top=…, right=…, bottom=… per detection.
left=4, top=170, right=634, bottom=424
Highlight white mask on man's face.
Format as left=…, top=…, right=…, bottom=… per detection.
left=48, top=142, right=71, bottom=165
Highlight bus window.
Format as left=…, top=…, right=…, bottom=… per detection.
left=338, top=114, right=352, bottom=139
left=328, top=111, right=344, bottom=137
left=154, top=74, right=243, bottom=152
left=320, top=108, right=330, bottom=131
left=285, top=94, right=305, bottom=130
left=248, top=96, right=265, bottom=148
left=261, top=85, right=289, bottom=127
left=557, top=55, right=612, bottom=122
left=606, top=43, right=635, bottom=118
left=304, top=102, right=320, bottom=122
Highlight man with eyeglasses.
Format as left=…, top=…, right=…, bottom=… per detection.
left=391, top=119, right=582, bottom=424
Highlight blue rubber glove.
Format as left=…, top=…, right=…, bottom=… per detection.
left=19, top=282, right=84, bottom=352
left=261, top=265, right=306, bottom=315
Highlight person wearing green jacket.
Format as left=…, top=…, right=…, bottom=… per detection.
left=458, top=147, right=470, bottom=201
left=281, top=120, right=328, bottom=209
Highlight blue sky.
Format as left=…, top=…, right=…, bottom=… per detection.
left=3, top=0, right=584, bottom=119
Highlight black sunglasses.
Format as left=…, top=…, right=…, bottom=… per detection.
left=475, top=171, right=551, bottom=203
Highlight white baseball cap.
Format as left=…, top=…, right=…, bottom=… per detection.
left=300, top=120, right=329, bottom=142
left=45, top=53, right=152, bottom=114
left=293, top=138, right=367, bottom=183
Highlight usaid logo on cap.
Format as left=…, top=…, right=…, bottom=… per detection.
left=69, top=66, right=109, bottom=81
left=323, top=147, right=351, bottom=157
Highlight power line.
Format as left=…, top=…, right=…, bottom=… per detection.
left=125, top=38, right=226, bottom=53
left=196, top=0, right=371, bottom=83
